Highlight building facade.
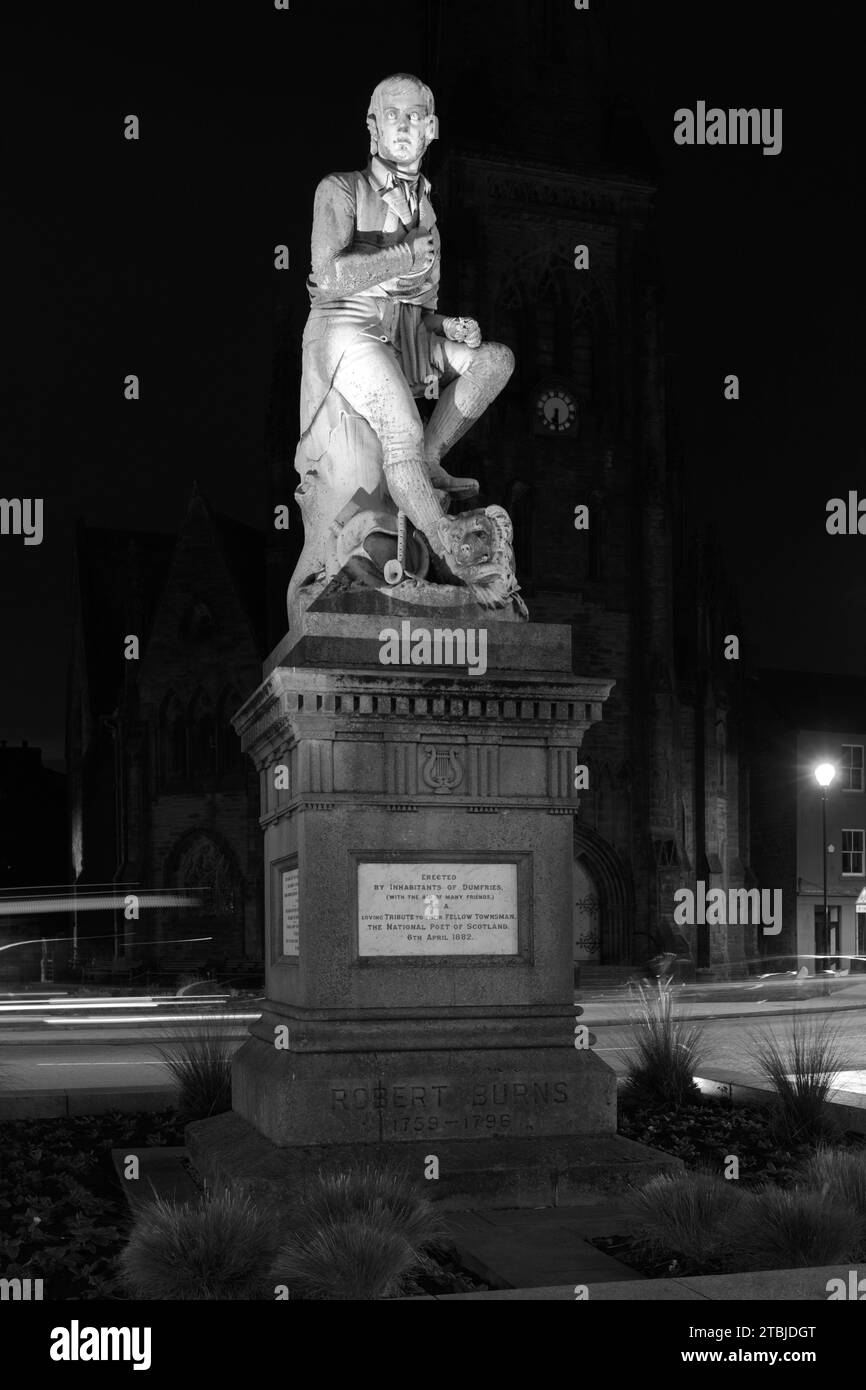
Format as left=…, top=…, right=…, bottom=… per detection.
left=65, top=491, right=267, bottom=972
left=750, top=670, right=866, bottom=972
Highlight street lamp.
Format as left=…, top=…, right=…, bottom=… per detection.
left=814, top=762, right=836, bottom=971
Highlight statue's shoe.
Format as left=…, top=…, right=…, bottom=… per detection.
left=425, top=464, right=480, bottom=497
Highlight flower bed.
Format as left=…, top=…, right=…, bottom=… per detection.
left=0, top=1110, right=486, bottom=1299
left=0, top=1110, right=185, bottom=1299
left=594, top=1096, right=866, bottom=1278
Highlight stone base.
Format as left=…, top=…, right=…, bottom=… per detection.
left=186, top=1109, right=682, bottom=1214
left=232, top=1018, right=614, bottom=1147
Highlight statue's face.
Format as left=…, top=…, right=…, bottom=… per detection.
left=369, top=81, right=436, bottom=169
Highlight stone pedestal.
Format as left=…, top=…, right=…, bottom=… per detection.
left=188, top=613, right=667, bottom=1206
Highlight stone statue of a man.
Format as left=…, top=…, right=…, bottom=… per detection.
left=288, top=72, right=522, bottom=623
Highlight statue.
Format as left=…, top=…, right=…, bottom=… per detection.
left=287, top=72, right=528, bottom=627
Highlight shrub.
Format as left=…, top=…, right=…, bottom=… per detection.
left=750, top=1018, right=844, bottom=1144
left=621, top=979, right=705, bottom=1108
left=275, top=1216, right=418, bottom=1301
left=728, top=1186, right=862, bottom=1270
left=158, top=1022, right=244, bottom=1122
left=294, top=1165, right=444, bottom=1249
left=799, top=1146, right=866, bottom=1252
left=119, top=1190, right=279, bottom=1300
left=274, top=1166, right=443, bottom=1300
left=629, top=1169, right=745, bottom=1270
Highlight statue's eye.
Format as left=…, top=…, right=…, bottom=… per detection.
left=384, top=109, right=397, bottom=121
left=409, top=112, right=422, bottom=122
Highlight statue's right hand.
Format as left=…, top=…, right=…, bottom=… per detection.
left=406, top=229, right=435, bottom=270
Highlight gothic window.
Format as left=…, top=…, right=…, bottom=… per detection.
left=535, top=269, right=559, bottom=374
left=572, top=292, right=596, bottom=405
left=588, top=489, right=604, bottom=581
left=495, top=277, right=527, bottom=385
left=653, top=839, right=680, bottom=868
left=189, top=689, right=217, bottom=778
left=160, top=692, right=187, bottom=784
left=174, top=833, right=239, bottom=918
left=218, top=688, right=244, bottom=775
left=716, top=716, right=727, bottom=791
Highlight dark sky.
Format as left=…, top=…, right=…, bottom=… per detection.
left=1, top=1, right=863, bottom=768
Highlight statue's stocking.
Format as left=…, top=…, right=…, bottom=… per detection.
left=378, top=440, right=463, bottom=583
left=424, top=342, right=514, bottom=488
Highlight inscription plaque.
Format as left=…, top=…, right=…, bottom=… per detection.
left=282, top=868, right=299, bottom=956
left=328, top=1077, right=571, bottom=1139
left=358, top=861, right=518, bottom=956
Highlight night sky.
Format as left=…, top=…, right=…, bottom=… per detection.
left=2, top=1, right=863, bottom=768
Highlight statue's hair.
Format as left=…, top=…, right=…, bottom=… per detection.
left=367, top=73, right=435, bottom=120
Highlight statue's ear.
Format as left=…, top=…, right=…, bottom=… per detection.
left=427, top=114, right=439, bottom=142
left=366, top=113, right=379, bottom=155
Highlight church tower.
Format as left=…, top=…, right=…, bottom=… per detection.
left=417, top=1, right=746, bottom=974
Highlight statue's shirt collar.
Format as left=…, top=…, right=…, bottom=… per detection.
left=368, top=155, right=430, bottom=202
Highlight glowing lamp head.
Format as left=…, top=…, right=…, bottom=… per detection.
left=815, top=763, right=836, bottom=788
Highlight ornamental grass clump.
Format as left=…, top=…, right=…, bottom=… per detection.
left=728, top=1186, right=862, bottom=1270
left=629, top=1169, right=746, bottom=1270
left=621, top=979, right=705, bottom=1108
left=749, top=1018, right=844, bottom=1145
left=274, top=1166, right=444, bottom=1301
left=799, top=1146, right=866, bottom=1254
left=158, top=1022, right=245, bottom=1122
left=119, top=1190, right=280, bottom=1300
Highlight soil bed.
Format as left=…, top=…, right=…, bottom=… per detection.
left=0, top=1109, right=486, bottom=1299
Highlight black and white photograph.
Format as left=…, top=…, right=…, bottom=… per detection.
left=1, top=0, right=864, bottom=1357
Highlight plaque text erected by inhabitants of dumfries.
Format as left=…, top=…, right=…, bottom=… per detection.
left=282, top=868, right=299, bottom=956
left=357, top=861, right=518, bottom=956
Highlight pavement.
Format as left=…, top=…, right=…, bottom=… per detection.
left=405, top=1264, right=862, bottom=1301
left=578, top=974, right=866, bottom=1026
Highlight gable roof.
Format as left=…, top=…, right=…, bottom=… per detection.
left=73, top=492, right=267, bottom=715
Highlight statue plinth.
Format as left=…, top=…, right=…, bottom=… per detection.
left=186, top=616, right=680, bottom=1207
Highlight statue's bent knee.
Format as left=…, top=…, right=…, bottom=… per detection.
left=476, top=341, right=515, bottom=385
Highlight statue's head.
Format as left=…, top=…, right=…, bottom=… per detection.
left=367, top=73, right=438, bottom=170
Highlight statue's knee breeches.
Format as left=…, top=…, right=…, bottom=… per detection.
left=332, top=337, right=425, bottom=465
left=439, top=338, right=515, bottom=393
left=473, top=340, right=515, bottom=389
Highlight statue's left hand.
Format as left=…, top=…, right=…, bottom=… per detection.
left=444, top=316, right=482, bottom=349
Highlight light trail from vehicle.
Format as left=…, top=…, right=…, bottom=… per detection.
left=42, top=1011, right=261, bottom=1025
left=0, top=996, right=233, bottom=1012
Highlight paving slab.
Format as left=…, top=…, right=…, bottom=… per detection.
left=677, top=1265, right=855, bottom=1301
left=434, top=1278, right=703, bottom=1301
left=0, top=1084, right=176, bottom=1120
left=411, top=1262, right=862, bottom=1300
left=444, top=1206, right=642, bottom=1289
left=111, top=1146, right=200, bottom=1214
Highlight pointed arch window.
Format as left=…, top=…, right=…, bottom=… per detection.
left=189, top=690, right=217, bottom=778
left=218, top=688, right=244, bottom=776
left=160, top=692, right=188, bottom=784
left=494, top=278, right=527, bottom=386
left=572, top=292, right=596, bottom=405
left=173, top=832, right=240, bottom=919
left=716, top=716, right=727, bottom=791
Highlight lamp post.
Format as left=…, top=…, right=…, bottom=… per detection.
left=815, top=763, right=836, bottom=971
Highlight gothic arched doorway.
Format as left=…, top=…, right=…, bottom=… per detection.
left=163, top=830, right=244, bottom=967
left=573, top=823, right=635, bottom=971
left=573, top=858, right=601, bottom=972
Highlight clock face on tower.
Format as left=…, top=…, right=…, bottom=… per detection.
left=535, top=386, right=578, bottom=435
